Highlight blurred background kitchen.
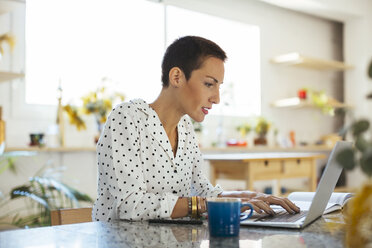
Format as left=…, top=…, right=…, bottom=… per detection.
left=0, top=0, right=371, bottom=229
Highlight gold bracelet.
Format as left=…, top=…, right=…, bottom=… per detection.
left=191, top=196, right=197, bottom=219
left=200, top=197, right=206, bottom=214
left=197, top=197, right=202, bottom=218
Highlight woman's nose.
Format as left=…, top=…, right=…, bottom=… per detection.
left=210, top=88, right=220, bottom=105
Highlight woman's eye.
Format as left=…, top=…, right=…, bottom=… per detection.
left=204, top=82, right=213, bottom=87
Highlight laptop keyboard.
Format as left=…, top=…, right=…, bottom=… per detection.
left=255, top=210, right=308, bottom=223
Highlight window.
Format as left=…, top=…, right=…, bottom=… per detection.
left=25, top=0, right=164, bottom=105
left=166, top=6, right=261, bottom=116
left=25, top=1, right=260, bottom=116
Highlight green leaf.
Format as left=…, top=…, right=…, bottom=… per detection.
left=30, top=177, right=78, bottom=205
left=355, top=137, right=369, bottom=152
left=352, top=120, right=370, bottom=137
left=10, top=188, right=49, bottom=208
left=360, top=148, right=372, bottom=177
left=10, top=186, right=30, bottom=199
left=336, top=148, right=356, bottom=170
left=64, top=184, right=93, bottom=202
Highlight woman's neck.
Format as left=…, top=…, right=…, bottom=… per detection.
left=149, top=89, right=183, bottom=135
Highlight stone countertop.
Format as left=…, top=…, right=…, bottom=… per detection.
left=0, top=213, right=347, bottom=248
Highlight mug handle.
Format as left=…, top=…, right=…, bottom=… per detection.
left=240, top=203, right=254, bottom=221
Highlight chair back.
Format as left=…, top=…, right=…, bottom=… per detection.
left=51, top=207, right=93, bottom=226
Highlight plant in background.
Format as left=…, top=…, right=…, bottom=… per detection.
left=254, top=117, right=270, bottom=145
left=0, top=33, right=15, bottom=59
left=298, top=87, right=343, bottom=116
left=333, top=58, right=372, bottom=247
left=0, top=154, right=92, bottom=228
left=309, top=90, right=335, bottom=116
left=64, top=85, right=125, bottom=134
left=254, top=117, right=270, bottom=137
left=336, top=120, right=372, bottom=176
left=236, top=122, right=252, bottom=138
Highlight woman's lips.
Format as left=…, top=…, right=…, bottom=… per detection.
left=202, top=107, right=209, bottom=115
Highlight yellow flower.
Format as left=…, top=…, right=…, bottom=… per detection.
left=236, top=123, right=251, bottom=137
left=63, top=86, right=124, bottom=131
left=0, top=33, right=15, bottom=55
left=63, top=105, right=86, bottom=130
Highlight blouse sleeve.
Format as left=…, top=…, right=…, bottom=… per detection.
left=189, top=132, right=223, bottom=197
left=98, top=107, right=178, bottom=221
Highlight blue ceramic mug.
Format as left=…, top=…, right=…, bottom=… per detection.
left=207, top=198, right=254, bottom=237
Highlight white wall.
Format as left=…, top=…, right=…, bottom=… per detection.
left=164, top=0, right=343, bottom=147
left=0, top=0, right=348, bottom=221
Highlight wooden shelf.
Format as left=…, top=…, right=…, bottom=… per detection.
left=0, top=0, right=25, bottom=15
left=0, top=71, right=24, bottom=83
left=270, top=53, right=353, bottom=71
left=271, top=97, right=352, bottom=109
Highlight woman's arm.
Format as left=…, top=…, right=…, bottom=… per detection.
left=170, top=198, right=189, bottom=219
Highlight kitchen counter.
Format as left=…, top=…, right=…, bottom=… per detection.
left=201, top=145, right=333, bottom=154
left=3, top=145, right=333, bottom=153
left=0, top=213, right=348, bottom=247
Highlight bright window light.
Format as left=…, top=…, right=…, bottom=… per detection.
left=25, top=1, right=261, bottom=117
left=25, top=0, right=164, bottom=105
left=166, top=6, right=261, bottom=116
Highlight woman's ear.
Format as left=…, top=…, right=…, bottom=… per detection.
left=169, top=67, right=183, bottom=88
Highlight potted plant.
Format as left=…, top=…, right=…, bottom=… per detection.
left=335, top=59, right=372, bottom=247
left=254, top=117, right=270, bottom=145
left=64, top=83, right=125, bottom=143
left=0, top=153, right=92, bottom=228
left=236, top=122, right=253, bottom=147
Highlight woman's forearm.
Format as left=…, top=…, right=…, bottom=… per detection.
left=218, top=190, right=257, bottom=199
left=170, top=197, right=189, bottom=219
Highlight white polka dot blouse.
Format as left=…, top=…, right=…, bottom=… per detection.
left=92, top=99, right=223, bottom=221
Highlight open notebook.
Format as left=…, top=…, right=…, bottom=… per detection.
left=287, top=191, right=353, bottom=214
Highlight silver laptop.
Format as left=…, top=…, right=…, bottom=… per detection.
left=241, top=141, right=352, bottom=229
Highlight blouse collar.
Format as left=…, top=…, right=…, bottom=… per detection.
left=130, top=98, right=183, bottom=165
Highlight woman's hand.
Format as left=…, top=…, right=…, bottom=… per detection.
left=220, top=191, right=300, bottom=215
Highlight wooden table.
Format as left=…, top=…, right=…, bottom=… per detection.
left=203, top=152, right=326, bottom=195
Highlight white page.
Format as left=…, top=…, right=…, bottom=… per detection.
left=288, top=192, right=353, bottom=205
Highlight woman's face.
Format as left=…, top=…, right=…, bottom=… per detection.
left=178, top=57, right=225, bottom=122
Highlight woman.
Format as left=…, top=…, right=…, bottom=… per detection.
left=92, top=36, right=299, bottom=221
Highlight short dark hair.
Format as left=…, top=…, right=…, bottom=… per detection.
left=161, top=36, right=227, bottom=87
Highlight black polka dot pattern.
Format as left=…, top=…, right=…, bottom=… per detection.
left=92, top=99, right=223, bottom=221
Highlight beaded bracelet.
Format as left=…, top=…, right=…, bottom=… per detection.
left=187, top=197, right=192, bottom=216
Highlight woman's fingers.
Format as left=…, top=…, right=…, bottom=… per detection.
left=241, top=203, right=261, bottom=214
left=246, top=194, right=301, bottom=214
left=262, top=196, right=300, bottom=214
left=242, top=199, right=275, bottom=215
